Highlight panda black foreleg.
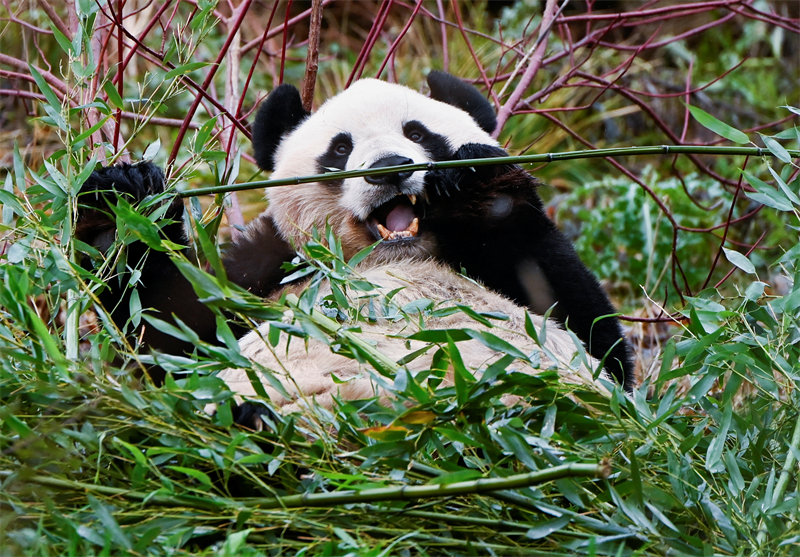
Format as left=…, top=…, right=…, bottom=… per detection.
left=424, top=144, right=633, bottom=390
left=77, top=163, right=220, bottom=372
left=78, top=164, right=298, bottom=381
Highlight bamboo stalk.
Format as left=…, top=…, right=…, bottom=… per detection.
left=1, top=462, right=609, bottom=511
left=240, top=462, right=610, bottom=509
left=181, top=145, right=800, bottom=197
left=756, top=414, right=800, bottom=548
left=0, top=470, right=225, bottom=511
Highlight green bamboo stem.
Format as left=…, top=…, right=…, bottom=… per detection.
left=0, top=470, right=225, bottom=511
left=364, top=505, right=540, bottom=530
left=240, top=462, right=610, bottom=509
left=2, top=462, right=609, bottom=511
left=181, top=145, right=800, bottom=197
left=756, top=413, right=800, bottom=548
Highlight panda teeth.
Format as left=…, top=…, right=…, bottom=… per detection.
left=376, top=218, right=419, bottom=241
left=408, top=194, right=417, bottom=205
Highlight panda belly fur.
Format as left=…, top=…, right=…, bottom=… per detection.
left=214, top=259, right=607, bottom=414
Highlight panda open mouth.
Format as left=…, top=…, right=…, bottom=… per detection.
left=366, top=194, right=420, bottom=242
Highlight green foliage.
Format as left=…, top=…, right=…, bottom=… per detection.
left=555, top=170, right=733, bottom=302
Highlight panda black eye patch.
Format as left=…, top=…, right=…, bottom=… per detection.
left=403, top=120, right=453, bottom=161
left=316, top=132, right=353, bottom=176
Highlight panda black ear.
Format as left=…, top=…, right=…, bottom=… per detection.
left=427, top=71, right=497, bottom=135
left=252, top=84, right=310, bottom=171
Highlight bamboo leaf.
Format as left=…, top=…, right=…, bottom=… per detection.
left=687, top=105, right=749, bottom=144
left=49, top=22, right=75, bottom=55
left=166, top=466, right=213, bottom=488
left=28, top=64, right=62, bottom=111
left=165, top=62, right=211, bottom=79
left=71, top=116, right=110, bottom=147
left=87, top=495, right=133, bottom=550
left=526, top=516, right=571, bottom=540
left=143, top=138, right=161, bottom=161
left=102, top=81, right=124, bottom=109
left=742, top=170, right=793, bottom=211
left=760, top=134, right=792, bottom=163
left=722, top=248, right=755, bottom=275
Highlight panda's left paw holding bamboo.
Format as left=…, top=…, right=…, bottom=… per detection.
left=422, top=143, right=521, bottom=221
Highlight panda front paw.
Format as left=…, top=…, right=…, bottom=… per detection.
left=76, top=162, right=183, bottom=254
left=423, top=143, right=518, bottom=219
left=80, top=161, right=169, bottom=206
left=231, top=401, right=281, bottom=431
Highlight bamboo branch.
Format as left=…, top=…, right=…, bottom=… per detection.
left=1, top=461, right=610, bottom=511
left=242, top=462, right=611, bottom=509
left=756, top=414, right=800, bottom=547
left=0, top=470, right=224, bottom=511
left=181, top=145, right=800, bottom=197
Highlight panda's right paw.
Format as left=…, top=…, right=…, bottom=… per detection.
left=79, top=161, right=168, bottom=206
left=231, top=401, right=281, bottom=431
left=76, top=162, right=183, bottom=254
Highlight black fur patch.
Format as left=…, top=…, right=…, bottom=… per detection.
left=231, top=401, right=280, bottom=430
left=423, top=144, right=634, bottom=389
left=252, top=84, right=310, bottom=171
left=427, top=71, right=497, bottom=135
left=403, top=120, right=453, bottom=161
left=223, top=213, right=295, bottom=298
left=315, top=132, right=353, bottom=179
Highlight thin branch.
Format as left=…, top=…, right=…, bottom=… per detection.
left=243, top=462, right=612, bottom=510
left=300, top=0, right=323, bottom=111
left=493, top=0, right=564, bottom=138
left=37, top=0, right=71, bottom=38
left=168, top=0, right=255, bottom=165
left=181, top=145, right=798, bottom=197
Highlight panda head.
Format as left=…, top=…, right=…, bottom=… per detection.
left=252, top=72, right=499, bottom=262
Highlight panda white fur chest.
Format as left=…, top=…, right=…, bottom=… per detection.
left=221, top=260, right=608, bottom=414
left=78, top=72, right=632, bottom=426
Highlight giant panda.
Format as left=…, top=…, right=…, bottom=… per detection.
left=78, top=72, right=632, bottom=425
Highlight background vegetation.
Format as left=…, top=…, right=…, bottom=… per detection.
left=0, top=0, right=799, bottom=554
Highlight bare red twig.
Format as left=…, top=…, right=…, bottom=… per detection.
left=348, top=0, right=393, bottom=86
left=168, top=0, right=255, bottom=166
left=37, top=0, right=70, bottom=38
left=279, top=0, right=293, bottom=85
left=300, top=0, right=324, bottom=110
left=554, top=0, right=745, bottom=23
left=450, top=0, right=495, bottom=106
left=494, top=0, right=562, bottom=138
left=376, top=0, right=423, bottom=81
left=435, top=0, right=449, bottom=72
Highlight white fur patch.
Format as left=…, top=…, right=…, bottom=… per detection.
left=212, top=261, right=609, bottom=414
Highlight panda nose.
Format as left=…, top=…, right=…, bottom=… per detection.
left=365, top=156, right=414, bottom=185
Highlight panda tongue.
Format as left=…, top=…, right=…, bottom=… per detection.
left=385, top=204, right=415, bottom=231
